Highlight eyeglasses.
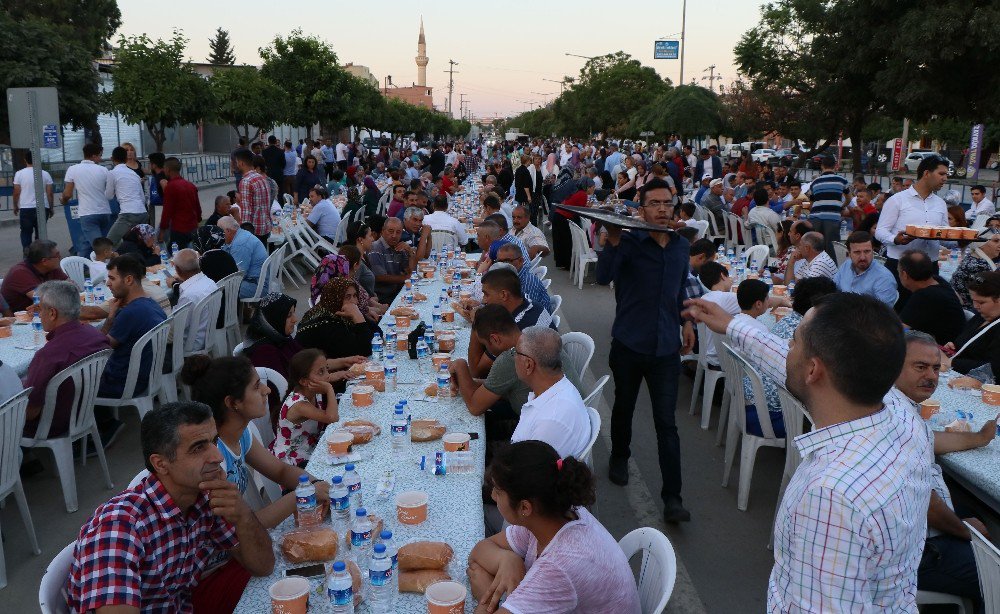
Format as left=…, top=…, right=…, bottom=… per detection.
left=497, top=257, right=521, bottom=264
left=514, top=349, right=534, bottom=361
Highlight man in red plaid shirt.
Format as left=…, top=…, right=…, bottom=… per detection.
left=235, top=149, right=272, bottom=243
left=66, top=402, right=274, bottom=613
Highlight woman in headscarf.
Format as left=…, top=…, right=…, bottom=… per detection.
left=346, top=220, right=378, bottom=299
left=243, top=292, right=304, bottom=381
left=568, top=145, right=581, bottom=171
left=295, top=277, right=372, bottom=362
left=310, top=252, right=380, bottom=324
left=117, top=224, right=161, bottom=266
left=361, top=176, right=382, bottom=217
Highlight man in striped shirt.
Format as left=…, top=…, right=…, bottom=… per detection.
left=234, top=149, right=272, bottom=243
left=685, top=292, right=933, bottom=612
left=806, top=155, right=849, bottom=258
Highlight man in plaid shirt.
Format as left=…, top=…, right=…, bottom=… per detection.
left=235, top=149, right=272, bottom=242
left=67, top=402, right=274, bottom=613
left=686, top=292, right=933, bottom=612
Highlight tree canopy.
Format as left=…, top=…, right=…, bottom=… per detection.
left=209, top=65, right=282, bottom=140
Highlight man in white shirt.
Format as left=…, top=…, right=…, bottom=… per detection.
left=969, top=184, right=995, bottom=225
left=697, top=262, right=741, bottom=366
left=105, top=146, right=150, bottom=247
left=335, top=139, right=349, bottom=170
left=165, top=249, right=218, bottom=352
left=511, top=326, right=591, bottom=459
left=792, top=231, right=838, bottom=279
left=445, top=143, right=458, bottom=167
left=12, top=151, right=54, bottom=249
left=684, top=145, right=697, bottom=171
left=511, top=205, right=550, bottom=259
left=747, top=188, right=782, bottom=234
left=62, top=143, right=111, bottom=259
left=559, top=142, right=572, bottom=168
left=422, top=195, right=468, bottom=247
left=874, top=155, right=950, bottom=270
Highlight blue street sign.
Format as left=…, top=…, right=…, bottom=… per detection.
left=654, top=40, right=679, bottom=60
left=42, top=123, right=59, bottom=149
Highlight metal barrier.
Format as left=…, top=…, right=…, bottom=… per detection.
left=790, top=167, right=983, bottom=206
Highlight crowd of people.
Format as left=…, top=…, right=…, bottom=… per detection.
left=5, top=130, right=1000, bottom=613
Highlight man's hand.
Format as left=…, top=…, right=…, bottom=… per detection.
left=681, top=322, right=695, bottom=355
left=683, top=298, right=736, bottom=335
left=394, top=241, right=413, bottom=254
left=894, top=231, right=915, bottom=245
left=200, top=476, right=252, bottom=526
left=964, top=517, right=990, bottom=540
left=976, top=415, right=998, bottom=448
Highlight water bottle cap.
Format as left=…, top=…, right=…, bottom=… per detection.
left=374, top=543, right=386, bottom=554
left=345, top=463, right=355, bottom=471
left=298, top=474, right=311, bottom=484
left=356, top=508, right=367, bottom=517
left=332, top=561, right=346, bottom=572
left=331, top=475, right=342, bottom=484
left=394, top=408, right=404, bottom=415
left=380, top=530, right=392, bottom=539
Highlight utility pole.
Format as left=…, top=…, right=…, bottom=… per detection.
left=679, top=0, right=687, bottom=87
left=460, top=94, right=468, bottom=120
left=445, top=59, right=459, bottom=117
left=542, top=78, right=568, bottom=94
left=701, top=65, right=721, bottom=92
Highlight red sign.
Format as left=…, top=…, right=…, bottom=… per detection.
left=890, top=138, right=903, bottom=172
left=836, top=134, right=843, bottom=170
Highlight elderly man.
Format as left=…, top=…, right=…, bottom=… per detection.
left=833, top=231, right=898, bottom=306
left=897, top=250, right=966, bottom=345
left=511, top=205, right=549, bottom=259
left=164, top=249, right=218, bottom=351
left=401, top=206, right=432, bottom=260
left=485, top=214, right=529, bottom=264
left=685, top=292, right=933, bottom=612
left=205, top=194, right=237, bottom=226
left=218, top=216, right=267, bottom=299
left=887, top=331, right=995, bottom=608
left=789, top=231, right=837, bottom=279
left=495, top=243, right=551, bottom=313
left=1, top=239, right=68, bottom=312
left=23, top=280, right=110, bottom=438
left=68, top=402, right=274, bottom=613
left=699, top=178, right=728, bottom=231
left=305, top=185, right=341, bottom=242
left=423, top=194, right=468, bottom=247
left=474, top=220, right=504, bottom=273
left=105, top=146, right=149, bottom=246
left=368, top=216, right=417, bottom=301
left=510, top=326, right=591, bottom=459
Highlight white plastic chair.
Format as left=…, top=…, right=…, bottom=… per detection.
left=541, top=278, right=552, bottom=290
left=0, top=388, right=40, bottom=589
left=743, top=244, right=770, bottom=273
left=21, top=350, right=113, bottom=513
left=59, top=256, right=92, bottom=290
left=568, top=220, right=598, bottom=289
left=582, top=374, right=610, bottom=406
left=550, top=314, right=560, bottom=329
left=215, top=271, right=245, bottom=357
left=184, top=287, right=223, bottom=357
left=253, top=367, right=287, bottom=450
left=618, top=527, right=677, bottom=614
left=95, top=319, right=171, bottom=422
left=241, top=243, right=286, bottom=307
left=580, top=407, right=601, bottom=469
left=754, top=224, right=780, bottom=256
left=38, top=542, right=75, bottom=613
left=247, top=420, right=282, bottom=504
left=721, top=344, right=785, bottom=511
left=550, top=294, right=562, bottom=314
left=915, top=591, right=972, bottom=614
left=769, top=386, right=814, bottom=548
left=968, top=520, right=1000, bottom=613
left=528, top=253, right=542, bottom=270
left=158, top=302, right=191, bottom=404
left=832, top=241, right=848, bottom=266
left=232, top=341, right=246, bottom=357
left=561, top=331, right=595, bottom=380
left=533, top=265, right=548, bottom=280
left=298, top=220, right=339, bottom=256
left=688, top=322, right=726, bottom=424
left=431, top=229, right=459, bottom=252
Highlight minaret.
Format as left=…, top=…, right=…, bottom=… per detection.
left=415, top=17, right=428, bottom=87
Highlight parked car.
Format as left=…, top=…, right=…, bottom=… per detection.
left=772, top=149, right=796, bottom=166
left=903, top=151, right=956, bottom=175
left=752, top=148, right=776, bottom=163
left=807, top=152, right=838, bottom=170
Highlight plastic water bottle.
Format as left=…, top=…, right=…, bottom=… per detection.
left=84, top=276, right=94, bottom=305
left=328, top=561, right=355, bottom=613
left=330, top=475, right=351, bottom=527
left=430, top=248, right=438, bottom=263
left=31, top=312, right=43, bottom=347
left=787, top=280, right=796, bottom=295
left=839, top=220, right=848, bottom=240
left=432, top=301, right=442, bottom=325
left=437, top=364, right=451, bottom=398
left=416, top=336, right=429, bottom=359
left=160, top=248, right=169, bottom=269
left=350, top=508, right=374, bottom=559
left=372, top=333, right=384, bottom=360
left=171, top=241, right=179, bottom=256
left=391, top=408, right=409, bottom=455
left=404, top=291, right=414, bottom=306
left=343, top=464, right=362, bottom=508
left=384, top=352, right=397, bottom=392
left=424, top=324, right=436, bottom=352
left=295, top=475, right=321, bottom=527
left=950, top=248, right=960, bottom=269
left=763, top=269, right=773, bottom=288
left=379, top=530, right=399, bottom=592
left=716, top=244, right=725, bottom=260
left=386, top=324, right=397, bottom=350
left=367, top=543, right=393, bottom=613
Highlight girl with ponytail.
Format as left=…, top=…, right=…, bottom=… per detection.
left=468, top=440, right=640, bottom=613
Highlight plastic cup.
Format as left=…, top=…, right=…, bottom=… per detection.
left=443, top=432, right=470, bottom=452
left=269, top=577, right=309, bottom=614
left=364, top=363, right=384, bottom=382
left=773, top=284, right=787, bottom=296
left=14, top=311, right=29, bottom=323
left=432, top=353, right=452, bottom=369
left=982, top=384, right=1000, bottom=405
left=396, top=315, right=412, bottom=329
left=426, top=580, right=467, bottom=614
left=919, top=400, right=940, bottom=420
left=327, top=430, right=354, bottom=455
left=396, top=490, right=429, bottom=525
left=352, top=385, right=374, bottom=407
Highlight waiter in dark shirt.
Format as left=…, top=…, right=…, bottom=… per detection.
left=596, top=177, right=694, bottom=524
left=261, top=135, right=286, bottom=197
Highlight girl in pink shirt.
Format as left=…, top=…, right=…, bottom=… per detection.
left=468, top=441, right=641, bottom=614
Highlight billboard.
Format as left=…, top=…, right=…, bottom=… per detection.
left=654, top=40, right=680, bottom=60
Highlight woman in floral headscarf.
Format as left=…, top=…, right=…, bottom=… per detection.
left=118, top=224, right=161, bottom=266
left=296, top=277, right=372, bottom=362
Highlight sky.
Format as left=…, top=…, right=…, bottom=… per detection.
left=117, top=0, right=768, bottom=119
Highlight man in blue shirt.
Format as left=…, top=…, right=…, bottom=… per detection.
left=833, top=231, right=899, bottom=306
left=495, top=243, right=551, bottom=312
left=604, top=143, right=623, bottom=178
left=305, top=186, right=341, bottom=242
left=597, top=177, right=694, bottom=523
left=320, top=138, right=336, bottom=180
left=219, top=216, right=268, bottom=299
left=807, top=155, right=849, bottom=258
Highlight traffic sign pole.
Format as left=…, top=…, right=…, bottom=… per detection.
left=26, top=90, right=48, bottom=240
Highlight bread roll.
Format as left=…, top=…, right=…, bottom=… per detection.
left=343, top=419, right=381, bottom=434
left=348, top=363, right=365, bottom=377
left=343, top=513, right=384, bottom=550
left=424, top=383, right=438, bottom=397
left=411, top=423, right=446, bottom=442
left=280, top=527, right=338, bottom=563
left=399, top=569, right=451, bottom=593
left=398, top=541, right=454, bottom=571
left=346, top=561, right=363, bottom=607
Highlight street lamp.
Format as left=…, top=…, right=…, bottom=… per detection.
left=565, top=52, right=596, bottom=61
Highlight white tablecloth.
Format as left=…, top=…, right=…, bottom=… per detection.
left=236, top=272, right=485, bottom=613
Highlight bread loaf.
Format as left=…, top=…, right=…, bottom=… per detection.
left=346, top=561, right=363, bottom=607
left=280, top=527, right=338, bottom=563
left=399, top=569, right=451, bottom=593
left=343, top=419, right=381, bottom=435
left=424, top=383, right=438, bottom=397
left=411, top=422, right=446, bottom=442
left=398, top=541, right=454, bottom=571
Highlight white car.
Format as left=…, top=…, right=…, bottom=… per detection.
left=903, top=151, right=955, bottom=175
left=752, top=148, right=776, bottom=163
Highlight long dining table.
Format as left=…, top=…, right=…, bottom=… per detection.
left=236, top=264, right=486, bottom=613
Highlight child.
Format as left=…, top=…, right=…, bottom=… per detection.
left=88, top=237, right=117, bottom=284
left=271, top=348, right=340, bottom=467
left=735, top=279, right=787, bottom=438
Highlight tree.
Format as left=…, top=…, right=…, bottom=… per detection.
left=341, top=76, right=386, bottom=137
left=0, top=2, right=121, bottom=144
left=259, top=30, right=350, bottom=138
left=207, top=27, right=236, bottom=65
left=209, top=65, right=282, bottom=141
left=631, top=85, right=721, bottom=141
left=105, top=31, right=214, bottom=152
